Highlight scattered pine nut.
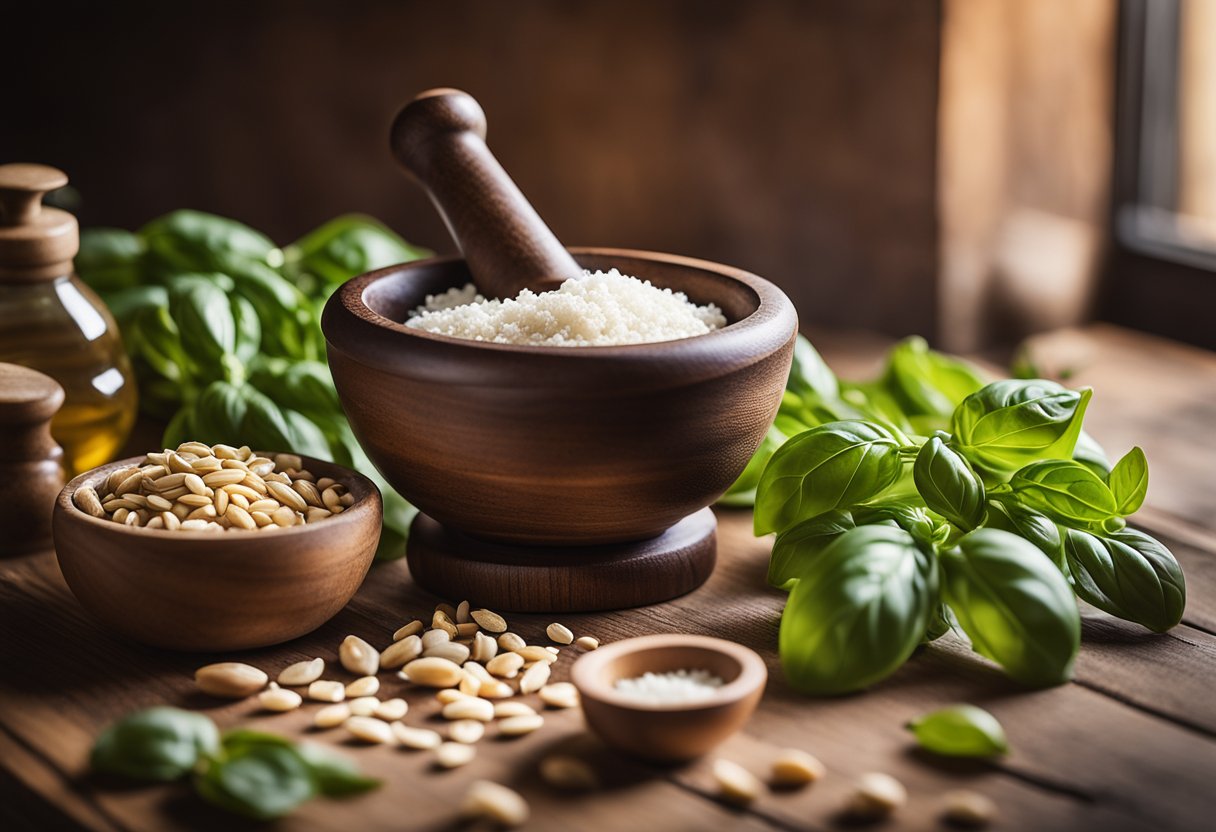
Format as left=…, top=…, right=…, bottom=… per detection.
left=771, top=749, right=826, bottom=787
left=381, top=635, right=423, bottom=669
left=941, top=790, right=996, bottom=828
left=346, top=715, right=393, bottom=744
left=497, top=632, right=526, bottom=652
left=307, top=680, right=346, bottom=703
left=432, top=610, right=458, bottom=638
left=494, top=702, right=537, bottom=719
left=423, top=642, right=471, bottom=665
left=519, top=662, right=551, bottom=694
left=392, top=722, right=442, bottom=750
left=459, top=673, right=483, bottom=696
left=461, top=780, right=529, bottom=828
left=436, top=741, right=476, bottom=769
left=421, top=628, right=451, bottom=650
left=376, top=698, right=408, bottom=721
left=546, top=623, right=574, bottom=644
left=393, top=620, right=424, bottom=641
left=348, top=696, right=380, bottom=717
left=449, top=719, right=486, bottom=744
left=456, top=600, right=472, bottom=624
left=277, top=657, right=324, bottom=687
left=575, top=636, right=599, bottom=650
left=258, top=687, right=303, bottom=712
left=514, top=645, right=558, bottom=664
left=435, top=601, right=458, bottom=620
left=455, top=622, right=480, bottom=638
left=498, top=714, right=545, bottom=737
left=713, top=759, right=762, bottom=806
left=401, top=657, right=464, bottom=688
left=472, top=609, right=508, bottom=633
left=314, top=703, right=352, bottom=728
left=847, top=773, right=907, bottom=819
left=538, top=682, right=580, bottom=709
left=437, top=689, right=473, bottom=704
left=539, top=755, right=599, bottom=790
left=486, top=651, right=525, bottom=679
left=470, top=632, right=498, bottom=663
left=195, top=662, right=267, bottom=698
left=339, top=635, right=380, bottom=676
left=478, top=680, right=515, bottom=699
left=443, top=697, right=495, bottom=722
left=346, top=676, right=380, bottom=698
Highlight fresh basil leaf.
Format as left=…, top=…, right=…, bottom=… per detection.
left=907, top=704, right=1008, bottom=758
left=141, top=210, right=276, bottom=274
left=293, top=743, right=381, bottom=797
left=951, top=380, right=1092, bottom=483
left=755, top=420, right=904, bottom=536
left=162, top=406, right=197, bottom=449
left=1064, top=528, right=1185, bottom=633
left=779, top=525, right=938, bottom=695
left=720, top=424, right=789, bottom=507
left=170, top=280, right=237, bottom=369
left=881, top=336, right=987, bottom=418
left=923, top=604, right=953, bottom=642
left=984, top=499, right=1065, bottom=572
left=1107, top=446, right=1148, bottom=516
left=767, top=510, right=856, bottom=590
left=76, top=228, right=146, bottom=292
left=193, top=381, right=250, bottom=445
left=102, top=285, right=169, bottom=328
left=130, top=305, right=188, bottom=384
left=230, top=295, right=262, bottom=364
left=786, top=335, right=839, bottom=401
left=1010, top=459, right=1118, bottom=527
left=281, top=215, right=430, bottom=297
left=942, top=528, right=1080, bottom=686
left=913, top=437, right=986, bottom=531
left=91, top=707, right=219, bottom=782
left=1073, top=429, right=1112, bottom=477
left=853, top=502, right=944, bottom=549
left=225, top=259, right=315, bottom=359
left=194, top=734, right=315, bottom=821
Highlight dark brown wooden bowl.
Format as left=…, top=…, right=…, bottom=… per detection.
left=570, top=634, right=767, bottom=762
left=52, top=454, right=382, bottom=652
left=322, top=248, right=797, bottom=546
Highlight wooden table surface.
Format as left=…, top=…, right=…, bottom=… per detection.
left=2, top=323, right=1214, bottom=832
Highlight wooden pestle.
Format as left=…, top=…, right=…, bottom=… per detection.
left=390, top=88, right=581, bottom=299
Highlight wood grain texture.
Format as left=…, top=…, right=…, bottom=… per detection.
left=407, top=508, right=717, bottom=613
left=52, top=454, right=382, bottom=651
left=390, top=88, right=581, bottom=299
left=0, top=363, right=64, bottom=556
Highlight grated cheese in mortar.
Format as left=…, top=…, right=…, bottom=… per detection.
left=614, top=669, right=725, bottom=704
left=404, top=269, right=726, bottom=347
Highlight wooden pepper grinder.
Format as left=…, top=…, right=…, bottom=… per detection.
left=0, top=363, right=65, bottom=555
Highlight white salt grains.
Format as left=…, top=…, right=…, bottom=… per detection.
left=614, top=668, right=725, bottom=704
left=404, top=269, right=726, bottom=347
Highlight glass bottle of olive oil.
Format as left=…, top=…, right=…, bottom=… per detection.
left=0, top=164, right=136, bottom=474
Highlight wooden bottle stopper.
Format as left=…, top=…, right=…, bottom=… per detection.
left=0, top=363, right=66, bottom=555
left=390, top=88, right=581, bottom=300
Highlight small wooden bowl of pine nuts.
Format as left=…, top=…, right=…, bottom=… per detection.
left=52, top=445, right=382, bottom=651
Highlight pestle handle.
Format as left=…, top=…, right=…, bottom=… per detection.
left=390, top=89, right=580, bottom=299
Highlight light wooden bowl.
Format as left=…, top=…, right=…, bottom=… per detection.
left=52, top=454, right=382, bottom=652
left=570, top=634, right=767, bottom=762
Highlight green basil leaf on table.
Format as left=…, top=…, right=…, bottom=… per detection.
left=194, top=731, right=315, bottom=821
left=76, top=227, right=146, bottom=292
left=754, top=420, right=903, bottom=536
left=786, top=334, right=840, bottom=401
left=141, top=210, right=277, bottom=274
left=941, top=528, right=1081, bottom=687
left=1107, top=446, right=1149, bottom=516
left=1063, top=528, right=1186, bottom=632
left=907, top=704, right=1008, bottom=758
left=913, top=436, right=986, bottom=531
left=281, top=214, right=431, bottom=297
left=91, top=707, right=219, bottom=782
left=950, top=380, right=1092, bottom=483
left=292, top=743, right=381, bottom=797
left=1010, top=459, right=1119, bottom=527
left=983, top=498, right=1066, bottom=572
left=881, top=336, right=987, bottom=419
left=767, top=510, right=857, bottom=590
left=779, top=525, right=938, bottom=695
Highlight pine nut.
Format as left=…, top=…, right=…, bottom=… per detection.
left=478, top=681, right=515, bottom=699
left=248, top=499, right=280, bottom=514
left=471, top=632, right=498, bottom=663
left=575, top=636, right=599, bottom=650
left=437, top=688, right=473, bottom=704
left=401, top=657, right=464, bottom=688
left=462, top=661, right=495, bottom=685
left=546, top=623, right=574, bottom=644
left=486, top=652, right=525, bottom=679
left=498, top=714, right=545, bottom=736
left=431, top=611, right=458, bottom=638
left=493, top=702, right=537, bottom=719
left=423, top=642, right=471, bottom=665
left=519, top=662, right=551, bottom=694
left=226, top=504, right=256, bottom=530
left=271, top=506, right=298, bottom=527
left=455, top=622, right=480, bottom=638
left=392, top=722, right=442, bottom=750
left=713, top=759, right=761, bottom=806
left=277, top=658, right=325, bottom=686
left=435, top=741, right=476, bottom=769
left=349, top=696, right=380, bottom=717
left=340, top=635, right=380, bottom=676
left=307, top=680, right=346, bottom=703
left=515, top=646, right=557, bottom=664
left=456, top=600, right=471, bottom=624
left=314, top=703, right=351, bottom=728
left=73, top=486, right=105, bottom=518
left=538, top=682, right=579, bottom=709
left=195, top=662, right=267, bottom=698
left=471, top=609, right=508, bottom=633
left=443, top=697, right=495, bottom=722
left=421, top=628, right=451, bottom=650
left=394, top=620, right=424, bottom=641
left=941, top=790, right=996, bottom=828
left=258, top=687, right=302, bottom=712
left=202, top=469, right=246, bottom=488
left=847, top=773, right=906, bottom=819
left=459, top=672, right=482, bottom=696
left=346, top=676, right=380, bottom=697
left=539, top=755, right=599, bottom=790
left=266, top=481, right=308, bottom=512
left=461, top=780, right=528, bottom=827
left=449, top=719, right=485, bottom=744
left=346, top=716, right=393, bottom=744
left=497, top=633, right=526, bottom=653
left=376, top=698, right=408, bottom=721
left=274, top=452, right=302, bottom=471
left=183, top=473, right=207, bottom=495
left=381, top=635, right=423, bottom=669
left=771, top=749, right=826, bottom=787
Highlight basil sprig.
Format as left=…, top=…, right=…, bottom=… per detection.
left=907, top=704, right=1008, bottom=758
left=76, top=211, right=430, bottom=560
left=741, top=335, right=1187, bottom=694
left=91, top=709, right=379, bottom=820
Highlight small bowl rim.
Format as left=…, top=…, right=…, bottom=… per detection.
left=332, top=246, right=791, bottom=357
left=571, top=633, right=767, bottom=713
left=56, top=452, right=381, bottom=542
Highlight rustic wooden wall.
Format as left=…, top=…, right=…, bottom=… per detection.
left=2, top=0, right=942, bottom=337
